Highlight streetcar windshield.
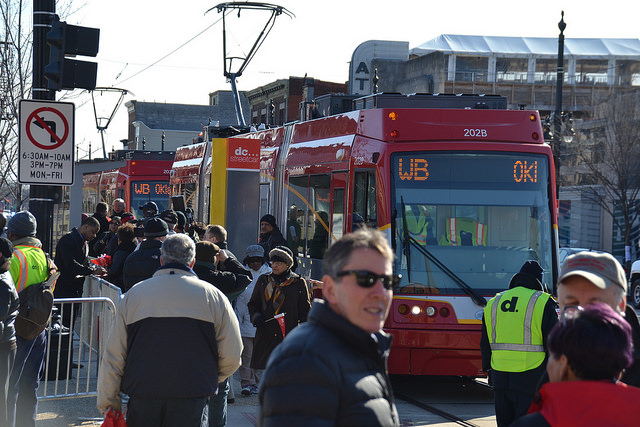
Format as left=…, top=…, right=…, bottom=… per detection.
left=391, top=151, right=553, bottom=295
left=130, top=180, right=171, bottom=218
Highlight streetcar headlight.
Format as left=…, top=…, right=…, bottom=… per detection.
left=411, top=305, right=421, bottom=315
left=398, top=304, right=409, bottom=315
left=439, top=307, right=450, bottom=318
left=425, top=306, right=436, bottom=317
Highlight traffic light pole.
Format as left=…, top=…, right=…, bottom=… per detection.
left=31, top=0, right=56, bottom=255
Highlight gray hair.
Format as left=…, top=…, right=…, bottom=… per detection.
left=161, top=234, right=195, bottom=266
left=322, top=227, right=393, bottom=278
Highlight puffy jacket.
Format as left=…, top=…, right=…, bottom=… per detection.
left=97, top=263, right=243, bottom=413
left=121, top=239, right=162, bottom=291
left=192, top=257, right=252, bottom=301
left=107, top=240, right=137, bottom=291
left=0, top=271, right=18, bottom=347
left=258, top=228, right=287, bottom=256
left=235, top=263, right=271, bottom=337
left=512, top=380, right=640, bottom=426
left=259, top=299, right=399, bottom=427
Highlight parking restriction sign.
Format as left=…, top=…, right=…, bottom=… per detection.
left=19, top=99, right=75, bottom=185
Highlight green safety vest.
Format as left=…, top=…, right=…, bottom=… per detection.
left=10, top=245, right=49, bottom=293
left=405, top=206, right=431, bottom=246
left=439, top=217, right=487, bottom=246
left=484, top=286, right=550, bottom=372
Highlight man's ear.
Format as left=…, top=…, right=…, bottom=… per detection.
left=322, top=274, right=338, bottom=305
left=619, top=294, right=627, bottom=314
left=558, top=354, right=574, bottom=381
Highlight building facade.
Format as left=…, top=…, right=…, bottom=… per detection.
left=244, top=76, right=347, bottom=126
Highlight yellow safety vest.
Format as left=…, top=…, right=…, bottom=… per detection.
left=10, top=245, right=49, bottom=293
left=484, top=287, right=550, bottom=372
left=439, top=217, right=487, bottom=246
left=405, top=206, right=432, bottom=246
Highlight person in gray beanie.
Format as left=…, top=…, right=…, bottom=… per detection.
left=6, top=211, right=37, bottom=237
left=6, top=211, right=53, bottom=427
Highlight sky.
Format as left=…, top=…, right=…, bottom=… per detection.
left=59, top=0, right=640, bottom=159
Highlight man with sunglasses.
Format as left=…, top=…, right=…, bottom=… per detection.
left=555, top=251, right=640, bottom=386
left=258, top=228, right=400, bottom=426
left=480, top=260, right=558, bottom=427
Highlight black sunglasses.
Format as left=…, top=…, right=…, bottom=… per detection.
left=336, top=270, right=401, bottom=290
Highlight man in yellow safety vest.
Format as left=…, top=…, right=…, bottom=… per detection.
left=6, top=211, right=51, bottom=427
left=480, top=260, right=558, bottom=427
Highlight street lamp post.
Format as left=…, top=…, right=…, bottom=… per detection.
left=553, top=11, right=566, bottom=170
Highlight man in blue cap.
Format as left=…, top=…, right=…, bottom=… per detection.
left=480, top=260, right=558, bottom=427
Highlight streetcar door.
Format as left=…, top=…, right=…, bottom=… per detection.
left=331, top=172, right=347, bottom=245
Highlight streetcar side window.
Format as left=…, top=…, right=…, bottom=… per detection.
left=288, top=176, right=308, bottom=257
left=353, top=170, right=377, bottom=229
left=308, top=175, right=331, bottom=259
left=332, top=188, right=345, bottom=243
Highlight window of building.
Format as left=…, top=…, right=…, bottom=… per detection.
left=455, top=56, right=488, bottom=82
left=535, top=59, right=568, bottom=83
left=496, top=57, right=528, bottom=83
left=615, top=61, right=640, bottom=86
left=575, top=60, right=608, bottom=85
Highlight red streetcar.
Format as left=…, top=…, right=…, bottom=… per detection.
left=82, top=151, right=174, bottom=219
left=240, top=93, right=558, bottom=377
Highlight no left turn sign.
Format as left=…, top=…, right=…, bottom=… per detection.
left=19, top=99, right=75, bottom=185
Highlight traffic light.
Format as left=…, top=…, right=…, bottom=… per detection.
left=44, top=15, right=100, bottom=91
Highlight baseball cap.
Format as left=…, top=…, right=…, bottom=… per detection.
left=139, top=201, right=158, bottom=211
left=558, top=251, right=627, bottom=293
left=159, top=209, right=178, bottom=225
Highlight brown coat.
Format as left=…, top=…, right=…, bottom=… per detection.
left=247, top=271, right=311, bottom=369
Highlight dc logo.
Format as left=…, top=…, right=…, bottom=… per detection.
left=500, top=296, right=518, bottom=313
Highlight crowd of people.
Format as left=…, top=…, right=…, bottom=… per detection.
left=1, top=197, right=640, bottom=426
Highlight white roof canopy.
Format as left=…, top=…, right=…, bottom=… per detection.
left=411, top=34, right=640, bottom=59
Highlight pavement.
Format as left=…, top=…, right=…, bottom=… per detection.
left=36, top=371, right=480, bottom=427
left=36, top=370, right=260, bottom=426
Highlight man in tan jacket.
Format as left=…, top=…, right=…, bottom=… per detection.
left=98, top=234, right=242, bottom=426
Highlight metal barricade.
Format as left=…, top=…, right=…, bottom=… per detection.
left=39, top=276, right=121, bottom=400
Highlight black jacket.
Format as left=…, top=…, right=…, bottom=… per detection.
left=248, top=271, right=310, bottom=369
left=258, top=227, right=287, bottom=256
left=621, top=305, right=640, bottom=387
left=122, top=239, right=163, bottom=292
left=54, top=228, right=94, bottom=298
left=89, top=214, right=110, bottom=257
left=259, top=299, right=399, bottom=427
left=107, top=240, right=137, bottom=292
left=0, top=271, right=18, bottom=347
left=192, top=257, right=252, bottom=301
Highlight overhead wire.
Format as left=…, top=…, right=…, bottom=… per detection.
left=112, top=10, right=229, bottom=87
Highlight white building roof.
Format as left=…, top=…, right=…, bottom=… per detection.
left=411, top=34, right=640, bottom=59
